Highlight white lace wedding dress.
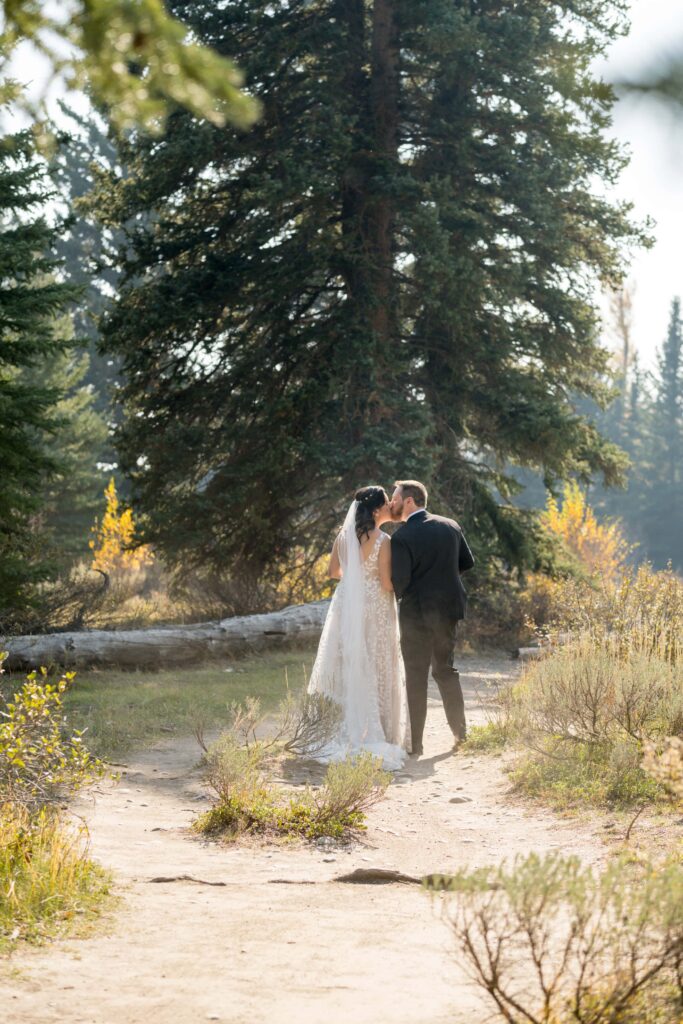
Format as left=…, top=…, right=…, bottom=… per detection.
left=307, top=500, right=410, bottom=770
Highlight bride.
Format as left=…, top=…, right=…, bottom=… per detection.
left=307, top=486, right=411, bottom=769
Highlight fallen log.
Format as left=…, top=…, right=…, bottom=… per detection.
left=1, top=600, right=330, bottom=672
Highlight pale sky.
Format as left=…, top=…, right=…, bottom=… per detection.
left=595, top=0, right=683, bottom=368
left=9, top=2, right=683, bottom=371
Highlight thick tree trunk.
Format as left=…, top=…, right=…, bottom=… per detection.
left=337, top=0, right=401, bottom=463
left=368, top=0, right=399, bottom=350
left=2, top=601, right=330, bottom=672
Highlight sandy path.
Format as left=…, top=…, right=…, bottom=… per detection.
left=1, top=653, right=612, bottom=1024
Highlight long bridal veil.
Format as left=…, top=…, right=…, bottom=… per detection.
left=307, top=500, right=406, bottom=769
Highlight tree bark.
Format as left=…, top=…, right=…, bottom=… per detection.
left=368, top=0, right=399, bottom=351
left=2, top=601, right=330, bottom=672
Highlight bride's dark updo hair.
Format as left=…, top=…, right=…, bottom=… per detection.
left=354, top=485, right=388, bottom=542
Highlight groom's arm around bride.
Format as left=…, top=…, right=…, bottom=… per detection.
left=389, top=480, right=474, bottom=755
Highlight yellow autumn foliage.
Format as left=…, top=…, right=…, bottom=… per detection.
left=89, top=478, right=154, bottom=574
left=541, top=480, right=632, bottom=581
left=519, top=482, right=635, bottom=635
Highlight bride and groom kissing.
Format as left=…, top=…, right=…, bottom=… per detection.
left=308, top=480, right=475, bottom=769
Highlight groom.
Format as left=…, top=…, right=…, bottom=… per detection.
left=390, top=480, right=475, bottom=756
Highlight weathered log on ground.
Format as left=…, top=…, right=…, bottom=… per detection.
left=1, top=601, right=330, bottom=672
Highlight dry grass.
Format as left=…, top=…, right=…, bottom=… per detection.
left=530, top=563, right=683, bottom=664
left=0, top=802, right=112, bottom=951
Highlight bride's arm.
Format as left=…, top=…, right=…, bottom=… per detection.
left=328, top=533, right=342, bottom=579
left=378, top=535, right=394, bottom=593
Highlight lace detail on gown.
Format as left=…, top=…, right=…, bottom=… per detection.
left=307, top=531, right=410, bottom=769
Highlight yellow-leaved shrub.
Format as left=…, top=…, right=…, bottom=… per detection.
left=89, top=478, right=154, bottom=574
left=541, top=480, right=632, bottom=581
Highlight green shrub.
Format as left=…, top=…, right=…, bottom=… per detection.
left=510, top=737, right=662, bottom=810
left=203, top=733, right=269, bottom=807
left=0, top=655, right=111, bottom=947
left=463, top=721, right=510, bottom=753
left=309, top=752, right=390, bottom=828
left=469, top=636, right=682, bottom=808
left=195, top=748, right=390, bottom=841
left=513, top=640, right=681, bottom=746
left=429, top=853, right=683, bottom=1024
left=0, top=658, right=106, bottom=808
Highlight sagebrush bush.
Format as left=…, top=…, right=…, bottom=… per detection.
left=431, top=853, right=683, bottom=1024
left=513, top=639, right=681, bottom=746
left=312, top=753, right=390, bottom=824
left=203, top=734, right=269, bottom=807
left=0, top=801, right=111, bottom=949
left=278, top=690, right=343, bottom=756
left=471, top=579, right=683, bottom=808
left=196, top=711, right=391, bottom=842
left=197, top=692, right=368, bottom=840
left=196, top=690, right=343, bottom=759
left=510, top=736, right=662, bottom=809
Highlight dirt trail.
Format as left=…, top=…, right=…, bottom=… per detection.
left=2, top=653, right=613, bottom=1024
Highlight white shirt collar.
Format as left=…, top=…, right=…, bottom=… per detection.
left=407, top=508, right=426, bottom=520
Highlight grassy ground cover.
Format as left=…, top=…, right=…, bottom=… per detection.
left=1, top=646, right=318, bottom=761
left=0, top=803, right=113, bottom=952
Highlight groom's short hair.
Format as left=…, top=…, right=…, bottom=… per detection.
left=395, top=480, right=427, bottom=507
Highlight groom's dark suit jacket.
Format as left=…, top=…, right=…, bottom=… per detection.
left=391, top=510, right=475, bottom=623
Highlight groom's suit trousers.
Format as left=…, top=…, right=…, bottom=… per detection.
left=399, top=610, right=466, bottom=750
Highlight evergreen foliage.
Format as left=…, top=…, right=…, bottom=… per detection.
left=591, top=295, right=683, bottom=571
left=49, top=103, right=124, bottom=422
left=2, top=0, right=258, bottom=133
left=26, top=342, right=109, bottom=567
left=94, top=0, right=647, bottom=596
left=643, top=297, right=683, bottom=568
left=0, top=123, right=80, bottom=620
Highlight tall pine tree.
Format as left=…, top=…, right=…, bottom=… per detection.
left=24, top=340, right=109, bottom=567
left=93, top=0, right=646, bottom=595
left=0, top=126, right=80, bottom=621
left=644, top=297, right=683, bottom=568
left=586, top=286, right=649, bottom=551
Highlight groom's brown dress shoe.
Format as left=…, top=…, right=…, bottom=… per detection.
left=451, top=733, right=466, bottom=752
left=409, top=745, right=423, bottom=757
